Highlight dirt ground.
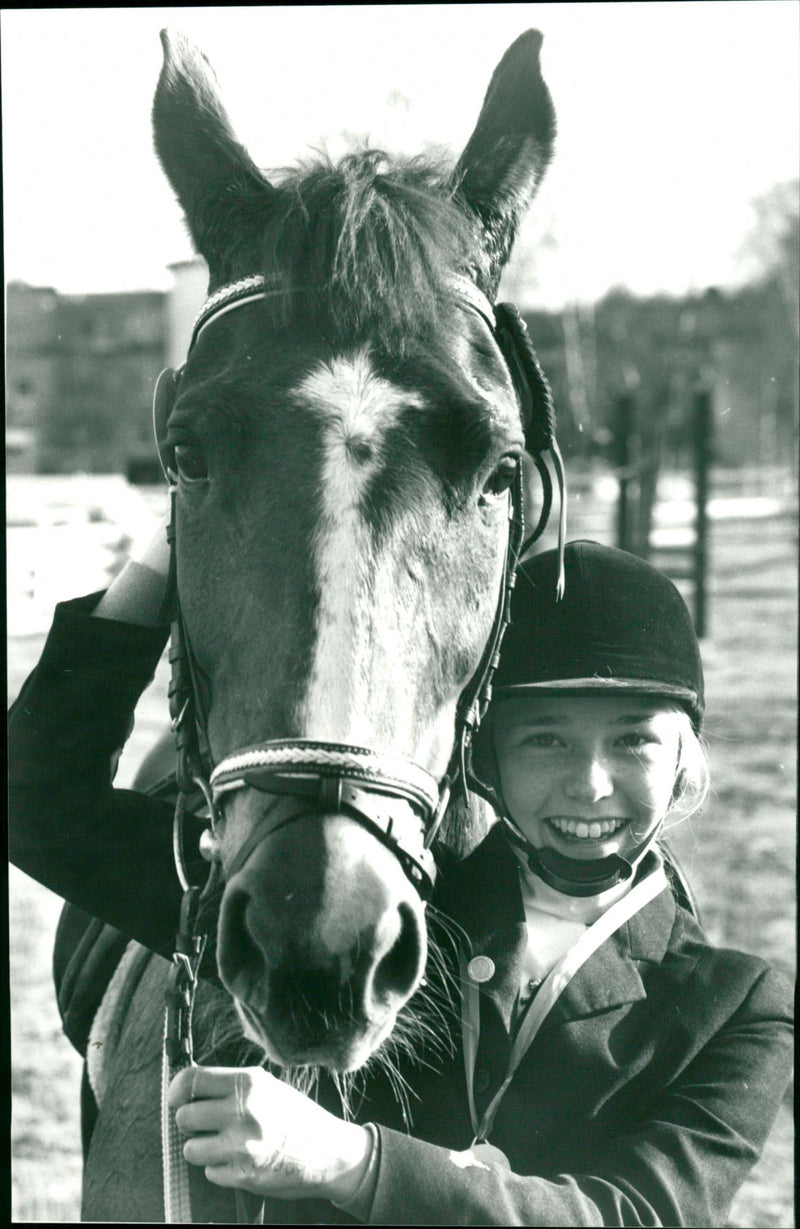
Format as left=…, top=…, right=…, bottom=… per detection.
left=8, top=490, right=796, bottom=1225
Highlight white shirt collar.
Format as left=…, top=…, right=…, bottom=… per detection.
left=511, top=843, right=636, bottom=925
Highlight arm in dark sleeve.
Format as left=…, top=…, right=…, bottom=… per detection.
left=364, top=964, right=793, bottom=1226
left=9, top=592, right=183, bottom=962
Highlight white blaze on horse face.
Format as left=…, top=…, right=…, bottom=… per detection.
left=293, top=350, right=426, bottom=748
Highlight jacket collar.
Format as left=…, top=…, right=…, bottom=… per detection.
left=437, top=824, right=676, bottom=1031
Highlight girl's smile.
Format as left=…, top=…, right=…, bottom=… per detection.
left=493, top=694, right=683, bottom=863
left=547, top=814, right=629, bottom=841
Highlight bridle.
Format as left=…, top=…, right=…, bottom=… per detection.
left=156, top=271, right=566, bottom=909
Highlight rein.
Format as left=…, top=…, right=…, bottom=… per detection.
left=157, top=271, right=563, bottom=1222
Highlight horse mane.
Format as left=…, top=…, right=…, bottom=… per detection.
left=259, top=148, right=484, bottom=348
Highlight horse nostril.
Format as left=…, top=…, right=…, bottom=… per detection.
left=371, top=902, right=425, bottom=1004
left=217, top=883, right=266, bottom=994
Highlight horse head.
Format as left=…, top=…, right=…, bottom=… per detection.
left=151, top=29, right=556, bottom=1072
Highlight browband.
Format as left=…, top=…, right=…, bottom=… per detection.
left=190, top=272, right=497, bottom=352
left=190, top=274, right=287, bottom=350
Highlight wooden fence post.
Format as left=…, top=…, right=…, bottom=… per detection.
left=693, top=388, right=712, bottom=637
left=614, top=393, right=636, bottom=553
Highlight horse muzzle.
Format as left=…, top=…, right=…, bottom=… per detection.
left=215, top=793, right=429, bottom=1070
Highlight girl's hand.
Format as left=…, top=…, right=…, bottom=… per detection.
left=92, top=511, right=172, bottom=626
left=135, top=509, right=172, bottom=579
left=168, top=1066, right=373, bottom=1204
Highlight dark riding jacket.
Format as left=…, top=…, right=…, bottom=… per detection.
left=9, top=596, right=794, bottom=1227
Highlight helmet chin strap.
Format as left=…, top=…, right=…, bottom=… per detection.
left=502, top=816, right=664, bottom=897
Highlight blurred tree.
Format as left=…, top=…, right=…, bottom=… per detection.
left=737, top=179, right=799, bottom=330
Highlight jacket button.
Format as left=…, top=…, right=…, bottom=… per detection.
left=475, top=1068, right=492, bottom=1093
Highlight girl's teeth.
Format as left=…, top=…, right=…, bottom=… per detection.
left=550, top=817, right=626, bottom=839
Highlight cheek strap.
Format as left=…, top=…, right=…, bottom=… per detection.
left=152, top=366, right=184, bottom=482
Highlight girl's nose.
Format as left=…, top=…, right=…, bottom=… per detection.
left=564, top=754, right=614, bottom=803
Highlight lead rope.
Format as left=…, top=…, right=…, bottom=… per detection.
left=161, top=824, right=265, bottom=1224
left=162, top=884, right=206, bottom=1223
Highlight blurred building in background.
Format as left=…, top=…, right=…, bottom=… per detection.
left=6, top=283, right=60, bottom=473
left=6, top=282, right=166, bottom=475
left=166, top=259, right=209, bottom=369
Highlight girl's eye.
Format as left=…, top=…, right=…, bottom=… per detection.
left=618, top=732, right=655, bottom=749
left=522, top=733, right=562, bottom=749
left=173, top=442, right=209, bottom=482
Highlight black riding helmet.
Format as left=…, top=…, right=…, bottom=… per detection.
left=470, top=540, right=704, bottom=895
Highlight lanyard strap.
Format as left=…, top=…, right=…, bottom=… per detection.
left=460, top=859, right=668, bottom=1145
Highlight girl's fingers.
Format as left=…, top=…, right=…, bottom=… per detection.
left=174, top=1097, right=230, bottom=1135
left=183, top=1133, right=234, bottom=1168
left=203, top=1164, right=245, bottom=1189
left=168, top=1065, right=243, bottom=1109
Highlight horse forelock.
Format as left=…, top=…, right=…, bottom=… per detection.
left=253, top=148, right=485, bottom=347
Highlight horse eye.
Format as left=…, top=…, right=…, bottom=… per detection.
left=482, top=456, right=519, bottom=499
left=173, top=442, right=209, bottom=482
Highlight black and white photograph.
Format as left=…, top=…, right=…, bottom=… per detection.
left=5, top=4, right=796, bottom=1224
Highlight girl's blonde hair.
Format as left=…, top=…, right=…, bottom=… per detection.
left=664, top=705, right=711, bottom=828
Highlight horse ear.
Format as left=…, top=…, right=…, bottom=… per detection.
left=454, top=30, right=556, bottom=295
left=152, top=29, right=276, bottom=281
